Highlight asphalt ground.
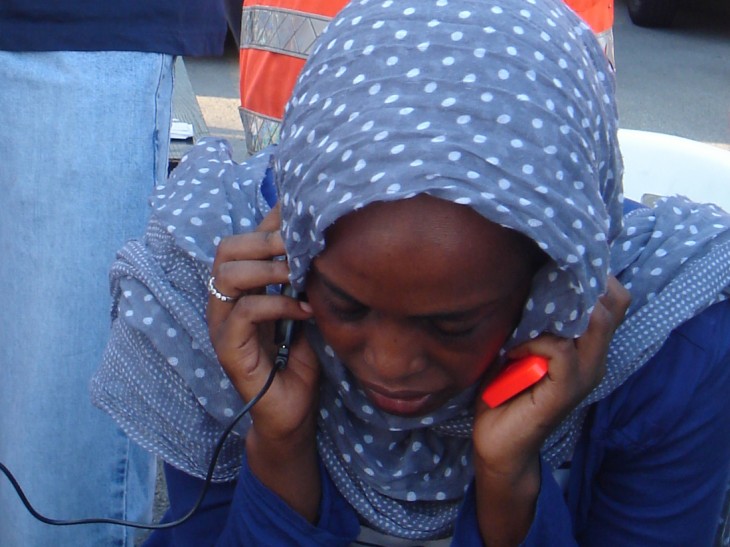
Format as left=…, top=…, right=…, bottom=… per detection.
left=613, top=0, right=730, bottom=151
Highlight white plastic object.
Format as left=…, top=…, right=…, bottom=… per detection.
left=618, top=128, right=730, bottom=213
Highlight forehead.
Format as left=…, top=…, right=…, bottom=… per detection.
left=325, top=195, right=513, bottom=255
left=314, top=195, right=538, bottom=310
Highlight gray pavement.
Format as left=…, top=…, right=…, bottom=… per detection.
left=184, top=40, right=246, bottom=161
left=613, top=0, right=730, bottom=151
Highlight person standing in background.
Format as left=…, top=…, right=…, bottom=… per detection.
left=0, top=2, right=227, bottom=545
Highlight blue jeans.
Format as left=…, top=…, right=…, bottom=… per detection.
left=0, top=51, right=173, bottom=546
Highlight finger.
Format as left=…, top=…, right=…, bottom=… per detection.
left=216, top=256, right=290, bottom=292
left=211, top=293, right=312, bottom=401
left=256, top=203, right=281, bottom=233
left=206, top=260, right=289, bottom=340
left=207, top=259, right=290, bottom=336
left=576, top=279, right=629, bottom=371
left=213, top=293, right=309, bottom=359
left=505, top=335, right=572, bottom=380
left=288, top=333, right=318, bottom=376
left=213, top=230, right=285, bottom=270
left=498, top=336, right=596, bottom=431
left=207, top=229, right=287, bottom=327
left=598, top=276, right=631, bottom=328
left=570, top=294, right=625, bottom=390
left=208, top=205, right=288, bottom=339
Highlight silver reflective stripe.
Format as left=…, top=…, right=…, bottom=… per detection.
left=241, top=6, right=330, bottom=60
left=239, top=106, right=281, bottom=157
left=595, top=28, right=615, bottom=71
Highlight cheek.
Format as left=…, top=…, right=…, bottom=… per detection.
left=446, top=339, right=501, bottom=389
left=316, top=320, right=351, bottom=353
left=309, top=305, right=361, bottom=357
left=447, top=319, right=519, bottom=388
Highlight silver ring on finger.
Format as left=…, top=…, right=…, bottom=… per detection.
left=207, top=276, right=238, bottom=303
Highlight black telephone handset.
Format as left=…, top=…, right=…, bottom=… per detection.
left=273, top=285, right=300, bottom=370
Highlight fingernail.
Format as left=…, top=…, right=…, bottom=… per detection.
left=299, top=301, right=313, bottom=313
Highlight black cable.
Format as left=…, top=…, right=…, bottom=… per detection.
left=0, top=363, right=279, bottom=530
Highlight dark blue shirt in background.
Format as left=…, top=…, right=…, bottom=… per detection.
left=0, top=0, right=227, bottom=56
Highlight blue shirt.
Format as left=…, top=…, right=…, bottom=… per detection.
left=0, top=1, right=226, bottom=56
left=147, top=299, right=730, bottom=545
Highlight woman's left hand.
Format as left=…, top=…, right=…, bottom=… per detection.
left=472, top=276, right=630, bottom=545
left=474, top=275, right=630, bottom=471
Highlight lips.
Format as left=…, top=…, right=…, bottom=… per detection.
left=361, top=384, right=434, bottom=416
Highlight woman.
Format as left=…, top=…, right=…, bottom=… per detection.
left=92, top=0, right=730, bottom=544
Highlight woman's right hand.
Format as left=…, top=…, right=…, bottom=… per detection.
left=207, top=206, right=322, bottom=520
left=206, top=206, right=317, bottom=444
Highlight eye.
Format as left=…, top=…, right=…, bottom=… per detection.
left=427, top=318, right=480, bottom=338
left=325, top=295, right=368, bottom=322
left=308, top=268, right=369, bottom=322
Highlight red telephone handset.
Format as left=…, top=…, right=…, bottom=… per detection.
left=481, top=355, right=549, bottom=408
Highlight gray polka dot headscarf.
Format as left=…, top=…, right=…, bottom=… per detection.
left=277, top=0, right=622, bottom=344
left=91, top=0, right=730, bottom=541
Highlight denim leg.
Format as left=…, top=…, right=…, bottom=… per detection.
left=0, top=51, right=173, bottom=546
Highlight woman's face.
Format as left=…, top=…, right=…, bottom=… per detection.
left=305, top=195, right=542, bottom=417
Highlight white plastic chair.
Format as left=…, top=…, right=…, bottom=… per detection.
left=618, top=128, right=730, bottom=212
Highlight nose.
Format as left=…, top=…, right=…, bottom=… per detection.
left=362, top=317, right=426, bottom=382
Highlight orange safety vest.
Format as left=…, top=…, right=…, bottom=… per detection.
left=239, top=0, right=614, bottom=155
left=563, top=0, right=614, bottom=34
left=239, top=0, right=348, bottom=155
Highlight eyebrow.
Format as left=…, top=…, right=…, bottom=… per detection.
left=314, top=266, right=492, bottom=321
left=315, top=267, right=365, bottom=306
